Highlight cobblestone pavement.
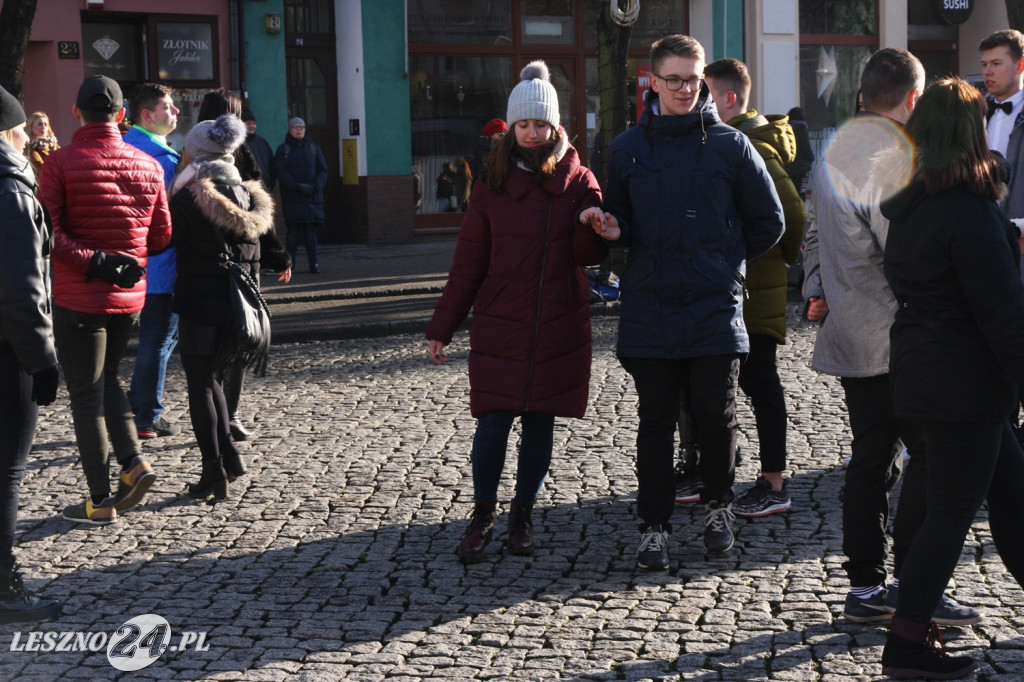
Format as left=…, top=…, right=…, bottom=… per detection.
left=1, top=308, right=1021, bottom=681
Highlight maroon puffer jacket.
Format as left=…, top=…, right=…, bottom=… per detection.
left=38, top=123, right=172, bottom=315
left=427, top=143, right=608, bottom=418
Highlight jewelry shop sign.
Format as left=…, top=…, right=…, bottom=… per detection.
left=156, top=22, right=215, bottom=81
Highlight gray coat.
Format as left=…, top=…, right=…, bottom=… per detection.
left=999, top=108, right=1024, bottom=221
left=802, top=112, right=910, bottom=378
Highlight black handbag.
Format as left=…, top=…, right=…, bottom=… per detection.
left=211, top=233, right=272, bottom=377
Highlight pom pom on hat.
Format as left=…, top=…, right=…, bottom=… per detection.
left=506, top=60, right=559, bottom=129
left=185, top=114, right=247, bottom=160
left=482, top=118, right=508, bottom=136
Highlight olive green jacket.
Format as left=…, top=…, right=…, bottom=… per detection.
left=728, top=110, right=807, bottom=343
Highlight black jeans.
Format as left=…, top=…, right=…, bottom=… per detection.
left=737, top=334, right=787, bottom=473
left=896, top=420, right=1024, bottom=624
left=0, top=343, right=36, bottom=565
left=181, top=352, right=240, bottom=466
left=623, top=355, right=741, bottom=528
left=840, top=374, right=926, bottom=587
left=53, top=305, right=141, bottom=497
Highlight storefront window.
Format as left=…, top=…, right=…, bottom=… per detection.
left=285, top=0, right=332, bottom=34
left=155, top=21, right=216, bottom=82
left=521, top=0, right=573, bottom=46
left=408, top=0, right=511, bottom=46
left=798, top=44, right=874, bottom=165
left=799, top=0, right=876, bottom=36
left=410, top=56, right=512, bottom=214
left=583, top=0, right=687, bottom=48
left=82, top=21, right=142, bottom=81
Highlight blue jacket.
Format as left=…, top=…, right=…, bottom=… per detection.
left=274, top=134, right=327, bottom=224
left=604, top=91, right=784, bottom=359
left=123, top=126, right=180, bottom=295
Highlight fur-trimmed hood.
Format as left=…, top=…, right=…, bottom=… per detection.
left=188, top=176, right=275, bottom=242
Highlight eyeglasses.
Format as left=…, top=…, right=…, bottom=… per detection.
left=654, top=74, right=703, bottom=92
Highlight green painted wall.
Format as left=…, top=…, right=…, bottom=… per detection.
left=242, top=0, right=288, bottom=145
left=361, top=0, right=412, bottom=176
left=712, top=0, right=745, bottom=61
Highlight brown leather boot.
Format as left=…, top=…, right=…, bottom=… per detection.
left=507, top=500, right=535, bottom=555
left=456, top=501, right=496, bottom=563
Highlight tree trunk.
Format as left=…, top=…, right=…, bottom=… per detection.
left=594, top=6, right=633, bottom=187
left=1008, top=0, right=1024, bottom=34
left=0, top=0, right=39, bottom=101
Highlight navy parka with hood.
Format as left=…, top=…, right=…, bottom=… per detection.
left=604, top=90, right=785, bottom=359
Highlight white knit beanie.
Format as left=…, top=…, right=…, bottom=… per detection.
left=506, top=61, right=559, bottom=128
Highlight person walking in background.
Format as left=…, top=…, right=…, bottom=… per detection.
left=699, top=57, right=806, bottom=518
left=878, top=77, right=1024, bottom=680
left=453, top=157, right=472, bottom=212
left=784, top=106, right=814, bottom=199
left=123, top=83, right=182, bottom=440
left=170, top=115, right=289, bottom=503
left=802, top=49, right=981, bottom=628
left=38, top=76, right=172, bottom=524
left=0, top=85, right=62, bottom=624
left=427, top=61, right=607, bottom=563
left=470, top=118, right=507, bottom=182
left=242, top=107, right=275, bottom=192
left=585, top=35, right=784, bottom=569
left=275, top=117, right=326, bottom=274
left=22, top=111, right=59, bottom=176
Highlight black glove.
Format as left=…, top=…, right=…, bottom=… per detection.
left=31, top=366, right=59, bottom=406
left=87, top=251, right=146, bottom=288
left=297, top=183, right=314, bottom=195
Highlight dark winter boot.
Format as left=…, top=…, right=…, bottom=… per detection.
left=881, top=616, right=980, bottom=679
left=185, top=457, right=228, bottom=502
left=456, top=501, right=497, bottom=563
left=0, top=563, right=62, bottom=625
left=506, top=500, right=535, bottom=556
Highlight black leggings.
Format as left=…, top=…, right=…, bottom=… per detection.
left=0, top=343, right=35, bottom=566
left=180, top=353, right=239, bottom=465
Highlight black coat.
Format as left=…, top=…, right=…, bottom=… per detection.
left=274, top=134, right=327, bottom=224
left=883, top=180, right=1024, bottom=422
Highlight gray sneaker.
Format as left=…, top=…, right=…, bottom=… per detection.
left=885, top=585, right=983, bottom=626
left=843, top=589, right=894, bottom=623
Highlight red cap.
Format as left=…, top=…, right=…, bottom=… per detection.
left=481, top=118, right=508, bottom=136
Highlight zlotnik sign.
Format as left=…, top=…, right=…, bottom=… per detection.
left=934, top=0, right=973, bottom=25
left=156, top=22, right=215, bottom=81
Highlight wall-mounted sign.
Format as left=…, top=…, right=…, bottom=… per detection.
left=934, top=0, right=973, bottom=25
left=81, top=22, right=140, bottom=80
left=58, top=41, right=80, bottom=60
left=155, top=21, right=215, bottom=81
left=265, top=13, right=281, bottom=34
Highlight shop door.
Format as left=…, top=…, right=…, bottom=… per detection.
left=519, top=56, right=582, bottom=163
left=284, top=5, right=340, bottom=238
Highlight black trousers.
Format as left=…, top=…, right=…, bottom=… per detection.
left=897, top=420, right=1024, bottom=624
left=737, top=334, right=788, bottom=473
left=623, top=355, right=741, bottom=529
left=0, top=343, right=35, bottom=565
left=840, top=375, right=927, bottom=587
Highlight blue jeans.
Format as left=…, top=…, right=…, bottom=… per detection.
left=286, top=222, right=320, bottom=271
left=0, top=343, right=36, bottom=565
left=471, top=411, right=555, bottom=504
left=128, top=294, right=179, bottom=427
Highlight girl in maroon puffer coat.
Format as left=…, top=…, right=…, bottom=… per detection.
left=427, top=61, right=608, bottom=562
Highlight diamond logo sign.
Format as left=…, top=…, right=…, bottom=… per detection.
left=92, top=36, right=120, bottom=61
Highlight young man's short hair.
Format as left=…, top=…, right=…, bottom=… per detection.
left=650, top=34, right=705, bottom=71
left=703, top=58, right=751, bottom=108
left=128, top=83, right=173, bottom=123
left=980, top=29, right=1024, bottom=62
left=860, top=48, right=924, bottom=113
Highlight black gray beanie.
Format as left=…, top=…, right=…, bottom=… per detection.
left=506, top=61, right=559, bottom=129
left=185, top=114, right=247, bottom=160
left=0, top=84, right=26, bottom=132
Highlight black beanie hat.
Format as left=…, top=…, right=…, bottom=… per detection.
left=0, top=84, right=26, bottom=132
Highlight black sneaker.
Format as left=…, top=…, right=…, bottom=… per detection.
left=704, top=501, right=735, bottom=553
left=732, top=477, right=791, bottom=517
left=137, top=418, right=180, bottom=439
left=674, top=445, right=703, bottom=504
left=885, top=585, right=984, bottom=626
left=881, top=624, right=980, bottom=679
left=636, top=524, right=670, bottom=571
left=844, top=588, right=894, bottom=623
left=674, top=474, right=704, bottom=504
left=0, top=565, right=62, bottom=625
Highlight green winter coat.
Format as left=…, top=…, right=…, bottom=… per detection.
left=728, top=110, right=807, bottom=343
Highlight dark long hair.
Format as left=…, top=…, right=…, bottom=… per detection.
left=483, top=125, right=563, bottom=190
left=906, top=78, right=1003, bottom=200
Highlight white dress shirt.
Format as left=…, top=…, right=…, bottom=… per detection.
left=987, top=89, right=1024, bottom=157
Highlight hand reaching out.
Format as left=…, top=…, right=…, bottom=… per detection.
left=579, top=208, right=621, bottom=241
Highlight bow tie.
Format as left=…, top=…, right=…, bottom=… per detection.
left=989, top=99, right=1014, bottom=119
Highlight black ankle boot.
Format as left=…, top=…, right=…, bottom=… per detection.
left=456, top=501, right=496, bottom=563
left=881, top=617, right=979, bottom=679
left=507, top=500, right=535, bottom=555
left=0, top=563, right=62, bottom=625
left=186, top=459, right=228, bottom=501
left=222, top=450, right=248, bottom=483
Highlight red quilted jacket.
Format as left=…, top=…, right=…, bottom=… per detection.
left=426, top=143, right=608, bottom=418
left=38, top=123, right=172, bottom=315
